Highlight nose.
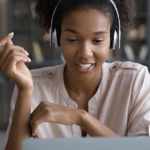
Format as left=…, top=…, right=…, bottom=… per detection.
left=77, top=42, right=93, bottom=59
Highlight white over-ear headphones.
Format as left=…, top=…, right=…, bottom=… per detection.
left=49, top=0, right=121, bottom=50
left=109, top=0, right=121, bottom=50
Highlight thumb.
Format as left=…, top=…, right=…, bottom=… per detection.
left=0, top=32, right=14, bottom=46
left=7, top=39, right=14, bottom=45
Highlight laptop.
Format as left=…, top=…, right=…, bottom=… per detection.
left=23, top=137, right=150, bottom=150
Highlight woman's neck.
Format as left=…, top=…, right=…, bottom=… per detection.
left=64, top=66, right=102, bottom=104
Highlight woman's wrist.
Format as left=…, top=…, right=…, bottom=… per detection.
left=17, top=81, right=33, bottom=92
left=18, top=87, right=33, bottom=97
left=76, top=109, right=89, bottom=127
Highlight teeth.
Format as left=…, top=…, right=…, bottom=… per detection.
left=79, top=64, right=92, bottom=69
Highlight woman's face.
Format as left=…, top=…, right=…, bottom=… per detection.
left=60, top=7, right=111, bottom=80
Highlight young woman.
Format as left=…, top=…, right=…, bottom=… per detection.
left=1, top=0, right=150, bottom=150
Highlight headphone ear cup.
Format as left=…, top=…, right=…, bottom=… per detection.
left=50, top=29, right=58, bottom=47
left=110, top=29, right=118, bottom=50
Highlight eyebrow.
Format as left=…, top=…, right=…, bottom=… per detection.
left=93, top=31, right=107, bottom=35
left=64, top=28, right=107, bottom=35
left=65, top=29, right=78, bottom=33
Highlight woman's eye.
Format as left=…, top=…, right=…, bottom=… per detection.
left=93, top=39, right=103, bottom=44
left=66, top=39, right=78, bottom=42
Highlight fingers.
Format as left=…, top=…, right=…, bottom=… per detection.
left=30, top=111, right=46, bottom=137
left=0, top=44, right=30, bottom=69
left=0, top=32, right=29, bottom=69
left=0, top=43, right=31, bottom=79
left=30, top=131, right=42, bottom=138
left=1, top=54, right=30, bottom=74
left=0, top=33, right=14, bottom=57
left=0, top=32, right=14, bottom=47
left=31, top=101, right=49, bottom=119
left=30, top=101, right=51, bottom=137
left=36, top=130, right=42, bottom=138
left=7, top=39, right=14, bottom=45
left=0, top=49, right=31, bottom=75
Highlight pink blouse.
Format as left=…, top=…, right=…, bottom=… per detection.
left=4, top=61, right=150, bottom=143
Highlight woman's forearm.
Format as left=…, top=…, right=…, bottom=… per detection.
left=5, top=88, right=33, bottom=150
left=78, top=110, right=119, bottom=137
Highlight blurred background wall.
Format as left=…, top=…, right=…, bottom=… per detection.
left=0, top=0, right=7, bottom=36
left=0, top=0, right=9, bottom=132
left=0, top=0, right=150, bottom=134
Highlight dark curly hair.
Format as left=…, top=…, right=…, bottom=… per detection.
left=35, top=0, right=136, bottom=43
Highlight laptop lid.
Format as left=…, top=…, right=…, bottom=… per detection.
left=23, top=137, right=150, bottom=150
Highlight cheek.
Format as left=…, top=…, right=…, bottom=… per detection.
left=60, top=37, right=77, bottom=62
left=95, top=40, right=110, bottom=62
left=61, top=45, right=75, bottom=62
left=95, top=48, right=109, bottom=63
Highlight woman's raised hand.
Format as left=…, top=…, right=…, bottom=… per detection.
left=0, top=33, right=33, bottom=90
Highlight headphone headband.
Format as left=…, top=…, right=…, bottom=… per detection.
left=109, top=0, right=121, bottom=49
left=49, top=0, right=63, bottom=46
left=49, top=0, right=121, bottom=49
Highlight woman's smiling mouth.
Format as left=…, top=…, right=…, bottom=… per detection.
left=75, top=63, right=95, bottom=72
